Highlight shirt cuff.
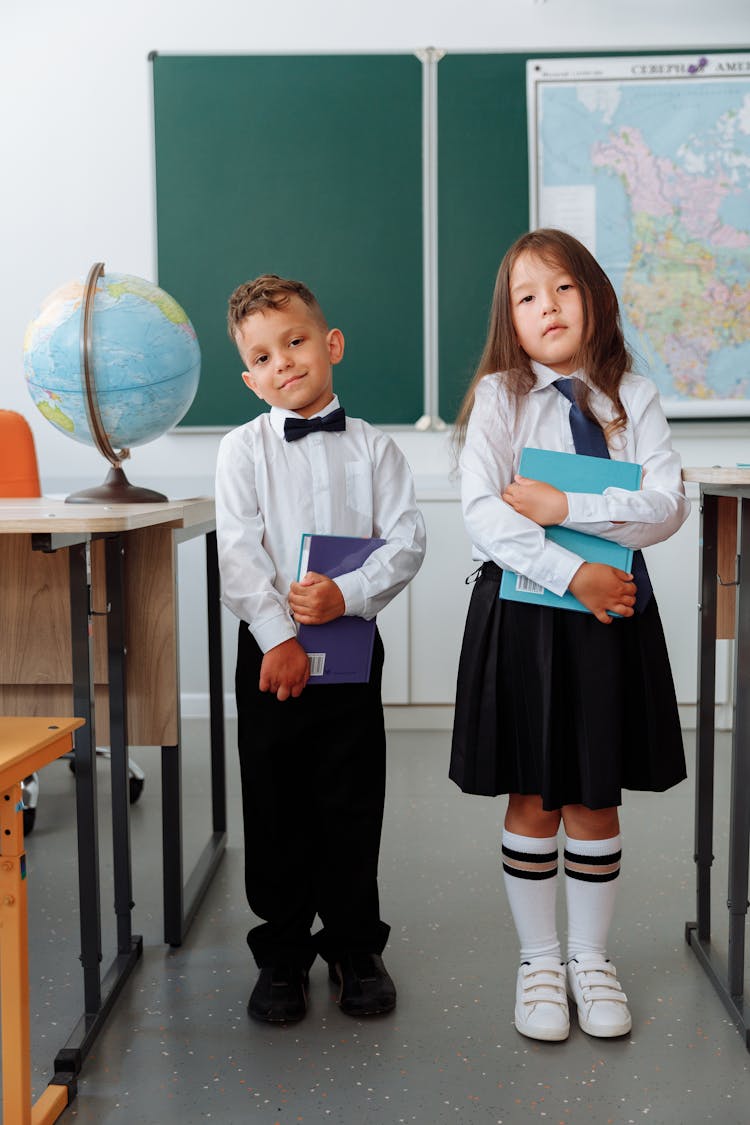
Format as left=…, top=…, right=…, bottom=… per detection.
left=527, top=540, right=585, bottom=598
left=566, top=491, right=613, bottom=525
left=333, top=571, right=367, bottom=617
left=251, top=613, right=298, bottom=654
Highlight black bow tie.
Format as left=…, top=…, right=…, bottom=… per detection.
left=283, top=407, right=346, bottom=442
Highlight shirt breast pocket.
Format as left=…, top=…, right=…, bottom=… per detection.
left=344, top=461, right=374, bottom=520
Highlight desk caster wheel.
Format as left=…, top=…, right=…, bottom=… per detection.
left=68, top=751, right=144, bottom=803
left=21, top=773, right=39, bottom=836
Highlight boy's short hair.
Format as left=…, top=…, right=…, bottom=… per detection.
left=227, top=275, right=328, bottom=341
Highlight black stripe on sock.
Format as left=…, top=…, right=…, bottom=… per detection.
left=563, top=849, right=622, bottom=865
left=502, top=845, right=558, bottom=864
left=564, top=869, right=620, bottom=883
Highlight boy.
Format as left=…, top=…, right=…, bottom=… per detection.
left=215, top=275, right=426, bottom=1023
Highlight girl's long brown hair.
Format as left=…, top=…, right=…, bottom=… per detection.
left=453, top=229, right=631, bottom=452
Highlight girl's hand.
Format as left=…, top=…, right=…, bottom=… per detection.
left=502, top=475, right=568, bottom=526
left=568, top=563, right=636, bottom=624
left=288, top=571, right=346, bottom=625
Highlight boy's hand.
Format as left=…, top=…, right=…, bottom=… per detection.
left=568, top=562, right=636, bottom=624
left=502, top=476, right=568, bottom=526
left=259, top=637, right=310, bottom=700
left=288, top=572, right=346, bottom=625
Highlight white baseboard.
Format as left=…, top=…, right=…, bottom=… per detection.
left=180, top=692, right=226, bottom=719
left=384, top=706, right=455, bottom=730
left=183, top=694, right=454, bottom=730
left=678, top=703, right=733, bottom=731
left=678, top=704, right=695, bottom=731
left=184, top=693, right=727, bottom=733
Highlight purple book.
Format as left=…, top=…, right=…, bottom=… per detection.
left=296, top=533, right=385, bottom=684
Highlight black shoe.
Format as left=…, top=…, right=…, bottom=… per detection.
left=329, top=952, right=397, bottom=1017
left=247, top=965, right=309, bottom=1023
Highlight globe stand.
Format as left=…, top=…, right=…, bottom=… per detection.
left=65, top=261, right=168, bottom=505
left=66, top=466, right=167, bottom=504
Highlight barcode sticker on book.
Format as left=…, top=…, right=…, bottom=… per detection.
left=515, top=574, right=545, bottom=596
left=308, top=653, right=326, bottom=677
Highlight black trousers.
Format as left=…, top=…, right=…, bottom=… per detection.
left=236, top=623, right=390, bottom=970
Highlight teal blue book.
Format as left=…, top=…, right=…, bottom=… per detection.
left=499, top=447, right=642, bottom=613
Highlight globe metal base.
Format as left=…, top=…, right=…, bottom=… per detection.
left=66, top=466, right=168, bottom=504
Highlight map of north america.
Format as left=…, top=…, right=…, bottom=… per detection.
left=537, top=73, right=750, bottom=409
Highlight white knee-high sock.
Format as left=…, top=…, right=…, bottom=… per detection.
left=501, top=829, right=560, bottom=963
left=564, top=834, right=622, bottom=961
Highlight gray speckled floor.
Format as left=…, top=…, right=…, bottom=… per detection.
left=13, top=724, right=750, bottom=1123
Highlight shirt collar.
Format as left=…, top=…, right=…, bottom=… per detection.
left=530, top=360, right=587, bottom=391
left=269, top=394, right=341, bottom=439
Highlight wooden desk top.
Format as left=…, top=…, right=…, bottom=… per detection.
left=0, top=717, right=84, bottom=789
left=683, top=468, right=750, bottom=485
left=0, top=497, right=214, bottom=535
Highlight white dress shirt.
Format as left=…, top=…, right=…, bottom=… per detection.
left=215, top=395, right=426, bottom=652
left=460, top=361, right=690, bottom=598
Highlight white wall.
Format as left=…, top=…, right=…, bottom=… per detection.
left=4, top=0, right=749, bottom=725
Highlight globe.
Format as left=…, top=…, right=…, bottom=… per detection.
left=23, top=264, right=201, bottom=502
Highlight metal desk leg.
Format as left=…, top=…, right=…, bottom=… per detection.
left=207, top=532, right=227, bottom=838
left=727, top=498, right=750, bottom=1008
left=104, top=534, right=143, bottom=959
left=162, top=530, right=227, bottom=947
left=67, top=540, right=102, bottom=1015
left=687, top=492, right=718, bottom=948
left=687, top=491, right=750, bottom=1048
left=161, top=742, right=184, bottom=945
left=53, top=537, right=142, bottom=1076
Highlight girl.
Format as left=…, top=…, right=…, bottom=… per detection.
left=450, top=229, right=689, bottom=1043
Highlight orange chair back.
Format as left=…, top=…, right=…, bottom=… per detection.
left=0, top=410, right=41, bottom=497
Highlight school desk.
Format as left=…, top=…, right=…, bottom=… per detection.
left=0, top=498, right=226, bottom=1077
left=683, top=468, right=750, bottom=1048
left=0, top=716, right=84, bottom=1124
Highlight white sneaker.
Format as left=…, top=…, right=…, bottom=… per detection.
left=567, top=956, right=632, bottom=1038
left=514, top=957, right=570, bottom=1041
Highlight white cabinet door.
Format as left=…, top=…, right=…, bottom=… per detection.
left=409, top=500, right=474, bottom=704
left=379, top=588, right=410, bottom=704
left=643, top=501, right=699, bottom=704
left=644, top=496, right=729, bottom=715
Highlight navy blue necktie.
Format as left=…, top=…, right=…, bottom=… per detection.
left=554, top=378, right=652, bottom=613
left=283, top=407, right=346, bottom=442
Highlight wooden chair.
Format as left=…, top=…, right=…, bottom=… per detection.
left=0, top=412, right=43, bottom=833
left=0, top=716, right=84, bottom=1123
left=0, top=409, right=42, bottom=499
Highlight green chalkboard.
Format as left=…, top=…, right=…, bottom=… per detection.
left=152, top=54, right=423, bottom=427
left=438, top=54, right=533, bottom=422
left=155, top=50, right=731, bottom=427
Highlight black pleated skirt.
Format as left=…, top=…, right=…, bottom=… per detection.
left=449, top=562, right=687, bottom=810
